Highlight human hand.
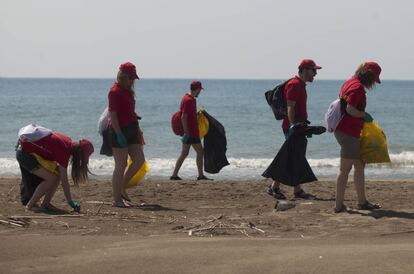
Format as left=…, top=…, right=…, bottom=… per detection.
left=116, top=132, right=128, bottom=147
left=68, top=200, right=81, bottom=213
left=364, top=112, right=373, bottom=123
left=182, top=134, right=190, bottom=144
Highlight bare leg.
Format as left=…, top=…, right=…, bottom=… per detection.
left=122, top=144, right=145, bottom=200
left=41, top=176, right=60, bottom=207
left=271, top=181, right=281, bottom=190
left=26, top=168, right=59, bottom=210
left=112, top=147, right=128, bottom=206
left=353, top=159, right=367, bottom=205
left=192, top=143, right=204, bottom=178
left=335, top=158, right=353, bottom=210
left=172, top=144, right=191, bottom=177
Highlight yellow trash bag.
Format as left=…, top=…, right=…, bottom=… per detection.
left=197, top=109, right=209, bottom=139
left=360, top=122, right=391, bottom=164
left=32, top=153, right=59, bottom=175
left=127, top=160, right=149, bottom=188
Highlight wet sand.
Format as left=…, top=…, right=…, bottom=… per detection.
left=1, top=177, right=413, bottom=273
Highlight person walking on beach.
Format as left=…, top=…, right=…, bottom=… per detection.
left=108, top=62, right=145, bottom=207
left=16, top=128, right=94, bottom=212
left=333, top=62, right=382, bottom=213
left=170, top=81, right=211, bottom=181
left=267, top=59, right=321, bottom=199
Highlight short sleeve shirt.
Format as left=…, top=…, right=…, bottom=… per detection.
left=282, top=76, right=308, bottom=130
left=20, top=132, right=74, bottom=168
left=336, top=76, right=366, bottom=138
left=108, top=82, right=137, bottom=128
left=180, top=93, right=199, bottom=138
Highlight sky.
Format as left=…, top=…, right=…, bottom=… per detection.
left=1, top=0, right=413, bottom=80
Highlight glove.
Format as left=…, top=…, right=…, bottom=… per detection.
left=364, top=112, right=373, bottom=123
left=288, top=124, right=296, bottom=137
left=181, top=134, right=190, bottom=144
left=68, top=200, right=81, bottom=213
left=116, top=132, right=128, bottom=147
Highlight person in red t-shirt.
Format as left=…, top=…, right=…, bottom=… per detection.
left=267, top=59, right=321, bottom=199
left=16, top=131, right=94, bottom=212
left=333, top=62, right=382, bottom=213
left=170, top=81, right=212, bottom=181
left=107, top=62, right=146, bottom=207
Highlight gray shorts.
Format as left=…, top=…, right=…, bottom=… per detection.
left=334, top=130, right=361, bottom=159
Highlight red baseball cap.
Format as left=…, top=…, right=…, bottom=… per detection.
left=364, top=61, right=382, bottom=83
left=190, top=80, right=204, bottom=91
left=119, top=62, right=139, bottom=79
left=298, top=59, right=322, bottom=70
left=79, top=139, right=94, bottom=161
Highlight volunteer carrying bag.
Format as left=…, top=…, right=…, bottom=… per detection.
left=18, top=124, right=52, bottom=142
left=360, top=121, right=391, bottom=164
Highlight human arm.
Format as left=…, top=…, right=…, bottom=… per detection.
left=110, top=112, right=127, bottom=147
left=58, top=165, right=80, bottom=212
left=181, top=113, right=189, bottom=135
left=286, top=100, right=296, bottom=125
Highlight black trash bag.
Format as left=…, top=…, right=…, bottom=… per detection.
left=19, top=165, right=42, bottom=206
left=262, top=124, right=326, bottom=186
left=100, top=128, right=113, bottom=157
left=203, top=111, right=230, bottom=174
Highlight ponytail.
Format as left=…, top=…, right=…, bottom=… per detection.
left=71, top=145, right=90, bottom=185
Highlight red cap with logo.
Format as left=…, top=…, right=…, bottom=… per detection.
left=364, top=61, right=382, bottom=83
left=119, top=62, right=139, bottom=79
left=298, top=59, right=322, bottom=70
left=79, top=139, right=94, bottom=161
left=190, top=80, right=204, bottom=91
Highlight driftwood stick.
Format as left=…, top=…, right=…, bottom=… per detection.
left=96, top=202, right=104, bottom=215
left=10, top=215, right=83, bottom=219
left=7, top=185, right=16, bottom=196
left=0, top=219, right=23, bottom=227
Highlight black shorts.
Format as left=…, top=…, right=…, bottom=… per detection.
left=109, top=121, right=142, bottom=148
left=183, top=137, right=201, bottom=145
left=16, top=149, right=43, bottom=205
left=16, top=148, right=41, bottom=173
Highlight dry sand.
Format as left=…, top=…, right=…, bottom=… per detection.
left=0, top=177, right=413, bottom=273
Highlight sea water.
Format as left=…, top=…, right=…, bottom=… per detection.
left=1, top=78, right=413, bottom=180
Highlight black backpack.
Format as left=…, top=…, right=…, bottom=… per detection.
left=264, top=79, right=290, bottom=120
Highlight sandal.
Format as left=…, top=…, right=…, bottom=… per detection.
left=357, top=201, right=381, bottom=210
left=294, top=189, right=315, bottom=199
left=121, top=195, right=131, bottom=202
left=112, top=201, right=131, bottom=208
left=266, top=186, right=287, bottom=200
left=334, top=204, right=347, bottom=213
left=170, top=175, right=182, bottom=181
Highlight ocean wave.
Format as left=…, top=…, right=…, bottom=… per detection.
left=2, top=151, right=414, bottom=179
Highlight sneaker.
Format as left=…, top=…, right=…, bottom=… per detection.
left=170, top=176, right=182, bottom=180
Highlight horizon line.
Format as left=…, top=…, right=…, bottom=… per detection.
left=1, top=76, right=413, bottom=81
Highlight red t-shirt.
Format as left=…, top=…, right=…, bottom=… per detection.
left=180, top=93, right=199, bottom=138
left=108, top=82, right=138, bottom=128
left=336, top=76, right=366, bottom=138
left=282, top=76, right=308, bottom=130
left=21, top=132, right=74, bottom=168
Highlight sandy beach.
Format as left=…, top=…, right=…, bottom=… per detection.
left=1, top=177, right=413, bottom=273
